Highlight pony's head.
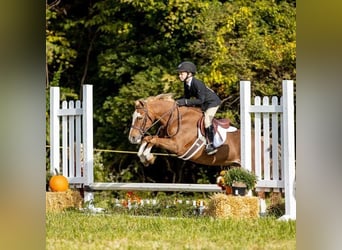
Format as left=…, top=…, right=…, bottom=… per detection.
left=128, top=94, right=176, bottom=144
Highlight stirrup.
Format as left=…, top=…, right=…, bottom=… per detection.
left=205, top=144, right=217, bottom=155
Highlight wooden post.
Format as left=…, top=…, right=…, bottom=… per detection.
left=240, top=81, right=252, bottom=171
left=82, top=85, right=94, bottom=203
left=279, top=80, right=296, bottom=220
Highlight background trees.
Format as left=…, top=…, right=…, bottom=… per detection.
left=46, top=0, right=295, bottom=184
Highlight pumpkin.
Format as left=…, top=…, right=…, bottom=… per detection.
left=49, top=168, right=69, bottom=192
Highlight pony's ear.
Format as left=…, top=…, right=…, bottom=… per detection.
left=135, top=99, right=145, bottom=108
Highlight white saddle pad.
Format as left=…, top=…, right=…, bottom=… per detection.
left=213, top=126, right=237, bottom=148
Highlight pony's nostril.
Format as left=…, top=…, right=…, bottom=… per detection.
left=129, top=135, right=141, bottom=144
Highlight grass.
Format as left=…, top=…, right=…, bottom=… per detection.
left=46, top=211, right=296, bottom=250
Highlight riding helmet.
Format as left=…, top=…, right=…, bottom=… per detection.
left=177, top=61, right=196, bottom=74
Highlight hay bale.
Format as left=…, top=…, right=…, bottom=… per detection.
left=46, top=189, right=83, bottom=212
left=206, top=193, right=259, bottom=219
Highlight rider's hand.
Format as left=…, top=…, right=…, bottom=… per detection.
left=176, top=98, right=187, bottom=106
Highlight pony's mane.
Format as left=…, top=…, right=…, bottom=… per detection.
left=146, top=93, right=175, bottom=102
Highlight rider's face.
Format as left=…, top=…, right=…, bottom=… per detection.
left=178, top=71, right=188, bottom=82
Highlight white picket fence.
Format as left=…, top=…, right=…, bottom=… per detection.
left=49, top=85, right=93, bottom=190
left=49, top=81, right=295, bottom=220
left=240, top=80, right=296, bottom=220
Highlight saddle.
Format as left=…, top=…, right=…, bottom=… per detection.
left=179, top=116, right=232, bottom=160
left=197, top=116, right=231, bottom=137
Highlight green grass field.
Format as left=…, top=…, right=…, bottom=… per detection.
left=46, top=211, right=296, bottom=250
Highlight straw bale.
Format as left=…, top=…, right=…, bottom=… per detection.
left=206, top=193, right=259, bottom=219
left=46, top=189, right=83, bottom=212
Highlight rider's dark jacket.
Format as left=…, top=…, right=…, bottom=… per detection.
left=182, top=77, right=221, bottom=111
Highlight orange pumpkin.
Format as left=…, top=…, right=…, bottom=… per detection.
left=49, top=169, right=69, bottom=192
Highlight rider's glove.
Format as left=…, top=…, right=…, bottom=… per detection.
left=176, top=98, right=187, bottom=106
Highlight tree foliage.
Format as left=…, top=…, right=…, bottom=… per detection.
left=46, top=0, right=296, bottom=184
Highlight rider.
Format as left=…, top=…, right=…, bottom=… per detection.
left=176, top=61, right=221, bottom=155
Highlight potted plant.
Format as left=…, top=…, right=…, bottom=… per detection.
left=223, top=167, right=258, bottom=196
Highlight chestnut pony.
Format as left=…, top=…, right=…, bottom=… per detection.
left=128, top=93, right=261, bottom=168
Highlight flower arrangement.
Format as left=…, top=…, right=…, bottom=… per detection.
left=217, top=167, right=258, bottom=191
left=112, top=192, right=208, bottom=216
left=216, top=170, right=228, bottom=191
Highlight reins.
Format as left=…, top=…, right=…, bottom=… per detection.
left=161, top=102, right=181, bottom=138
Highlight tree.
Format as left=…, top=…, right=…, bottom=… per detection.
left=46, top=3, right=77, bottom=88
left=191, top=0, right=296, bottom=123
left=46, top=0, right=296, bottom=184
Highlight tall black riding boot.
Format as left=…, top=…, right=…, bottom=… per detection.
left=205, top=126, right=218, bottom=155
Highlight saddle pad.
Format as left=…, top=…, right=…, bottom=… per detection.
left=213, top=126, right=237, bottom=148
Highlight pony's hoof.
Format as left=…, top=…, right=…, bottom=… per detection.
left=148, top=156, right=156, bottom=165
left=139, top=157, right=150, bottom=167
left=142, top=162, right=150, bottom=167
left=146, top=155, right=156, bottom=165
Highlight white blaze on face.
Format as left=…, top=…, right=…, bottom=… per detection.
left=129, top=110, right=143, bottom=143
left=129, top=110, right=139, bottom=133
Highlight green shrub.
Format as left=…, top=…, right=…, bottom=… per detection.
left=223, top=167, right=258, bottom=190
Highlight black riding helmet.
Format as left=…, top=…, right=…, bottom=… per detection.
left=177, top=61, right=196, bottom=75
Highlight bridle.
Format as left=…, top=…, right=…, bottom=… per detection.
left=131, top=101, right=181, bottom=138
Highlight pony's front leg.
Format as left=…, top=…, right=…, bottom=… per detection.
left=142, top=143, right=156, bottom=165
left=144, top=136, right=179, bottom=154
left=137, top=141, right=148, bottom=165
left=137, top=140, right=156, bottom=166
